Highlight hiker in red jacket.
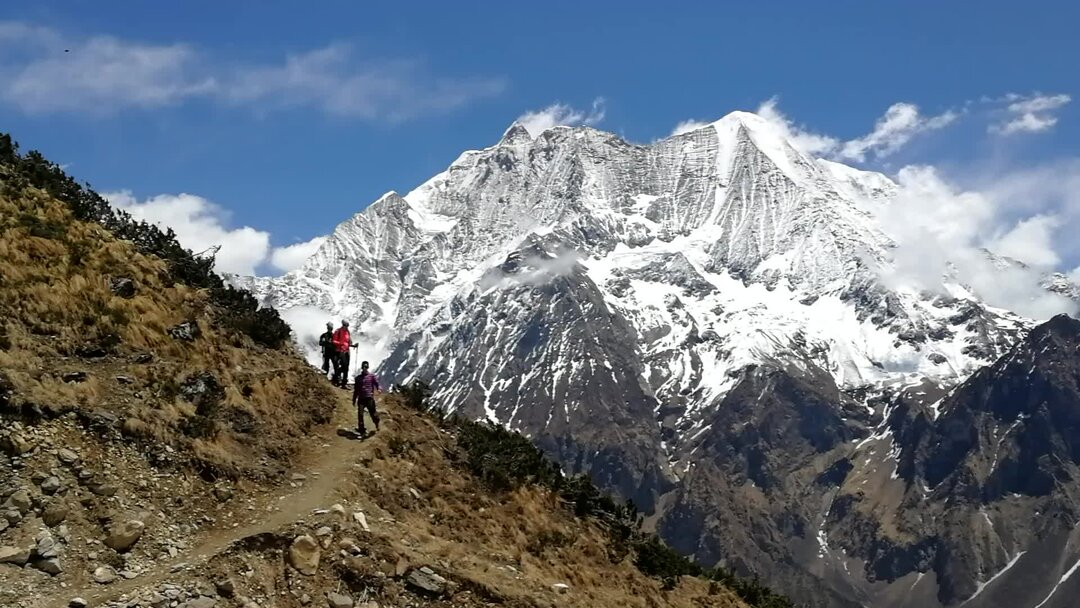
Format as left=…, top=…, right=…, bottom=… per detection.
left=352, top=360, right=381, bottom=437
left=331, top=320, right=356, bottom=388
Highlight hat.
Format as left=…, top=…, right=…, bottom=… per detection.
left=342, top=320, right=349, bottom=327
left=326, top=322, right=333, bottom=329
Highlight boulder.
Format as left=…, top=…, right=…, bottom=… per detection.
left=215, top=577, right=236, bottom=597
left=93, top=565, right=119, bottom=584
left=288, top=535, right=320, bottom=575
left=105, top=519, right=145, bottom=552
left=1, top=432, right=32, bottom=456
left=326, top=592, right=353, bottom=608
left=5, top=489, right=32, bottom=514
left=405, top=566, right=448, bottom=596
left=42, top=499, right=68, bottom=526
left=40, top=476, right=62, bottom=495
left=35, top=532, right=59, bottom=559
left=69, top=599, right=88, bottom=608
left=88, top=480, right=119, bottom=496
left=110, top=277, right=136, bottom=298
left=0, top=545, right=31, bottom=566
left=33, top=557, right=62, bottom=575
left=169, top=321, right=201, bottom=342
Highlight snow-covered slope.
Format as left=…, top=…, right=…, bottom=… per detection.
left=243, top=111, right=1025, bottom=412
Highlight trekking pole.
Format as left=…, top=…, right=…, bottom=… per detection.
left=350, top=344, right=358, bottom=386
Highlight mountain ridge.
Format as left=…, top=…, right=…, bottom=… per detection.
left=240, top=111, right=1079, bottom=606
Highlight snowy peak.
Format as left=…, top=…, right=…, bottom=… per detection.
left=498, top=121, right=533, bottom=146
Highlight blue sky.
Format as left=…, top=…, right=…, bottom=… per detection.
left=1, top=1, right=1078, bottom=277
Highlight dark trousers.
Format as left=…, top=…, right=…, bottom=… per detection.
left=332, top=351, right=350, bottom=386
left=356, top=396, right=379, bottom=432
left=321, top=350, right=333, bottom=374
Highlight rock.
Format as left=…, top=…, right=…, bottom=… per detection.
left=88, top=480, right=119, bottom=496
left=215, top=578, right=236, bottom=597
left=85, top=408, right=120, bottom=429
left=57, top=448, right=80, bottom=465
left=288, top=535, right=320, bottom=575
left=169, top=321, right=200, bottom=341
left=1, top=432, right=32, bottom=456
left=33, top=557, right=62, bottom=575
left=120, top=569, right=137, bottom=579
left=40, top=476, right=62, bottom=495
left=326, top=592, right=353, bottom=608
left=134, top=352, right=154, bottom=364
left=69, top=598, right=88, bottom=608
left=315, top=526, right=333, bottom=537
left=3, top=510, right=21, bottom=524
left=329, top=503, right=347, bottom=519
left=291, top=473, right=307, bottom=481
left=408, top=487, right=421, bottom=500
left=6, top=489, right=32, bottom=514
left=62, top=371, right=88, bottom=383
left=194, top=580, right=216, bottom=596
left=352, top=511, right=370, bottom=532
left=115, top=375, right=134, bottom=385
left=405, top=566, right=448, bottom=596
left=93, top=565, right=119, bottom=584
left=212, top=486, right=233, bottom=502
left=552, top=583, right=570, bottom=594
left=35, top=533, right=59, bottom=558
left=110, top=277, right=136, bottom=298
left=395, top=557, right=409, bottom=577
left=105, top=519, right=145, bottom=552
left=180, top=599, right=216, bottom=608
left=43, top=499, right=68, bottom=526
left=0, top=545, right=31, bottom=566
left=0, top=518, right=8, bottom=533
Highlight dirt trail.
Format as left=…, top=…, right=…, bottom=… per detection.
left=53, top=391, right=377, bottom=607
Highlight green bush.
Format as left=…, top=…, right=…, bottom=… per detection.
left=0, top=134, right=292, bottom=348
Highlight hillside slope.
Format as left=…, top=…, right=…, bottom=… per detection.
left=0, top=138, right=787, bottom=608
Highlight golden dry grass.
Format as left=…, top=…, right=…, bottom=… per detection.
left=0, top=183, right=336, bottom=478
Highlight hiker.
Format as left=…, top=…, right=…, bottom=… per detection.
left=331, top=320, right=356, bottom=388
left=352, top=360, right=381, bottom=436
left=318, top=322, right=334, bottom=377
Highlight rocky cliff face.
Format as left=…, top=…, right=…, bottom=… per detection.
left=239, top=112, right=1080, bottom=606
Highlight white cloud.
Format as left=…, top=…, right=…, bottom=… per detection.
left=876, top=166, right=1078, bottom=319
left=750, top=97, right=955, bottom=161
left=270, top=236, right=327, bottom=273
left=838, top=103, right=958, bottom=162
left=106, top=191, right=271, bottom=275
left=990, top=93, right=1071, bottom=135
left=988, top=215, right=1061, bottom=267
left=756, top=97, right=840, bottom=155
left=516, top=98, right=606, bottom=137
left=0, top=21, right=504, bottom=119
left=106, top=190, right=329, bottom=276
left=670, top=119, right=710, bottom=137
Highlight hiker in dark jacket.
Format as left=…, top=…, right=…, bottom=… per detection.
left=352, top=360, right=381, bottom=436
left=318, top=322, right=334, bottom=377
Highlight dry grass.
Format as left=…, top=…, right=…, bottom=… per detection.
left=327, top=393, right=750, bottom=608
left=0, top=183, right=336, bottom=478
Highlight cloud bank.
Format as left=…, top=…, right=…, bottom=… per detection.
left=105, top=190, right=325, bottom=276
left=0, top=21, right=505, bottom=120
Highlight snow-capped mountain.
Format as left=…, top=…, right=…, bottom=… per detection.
left=237, top=111, right=1080, bottom=607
